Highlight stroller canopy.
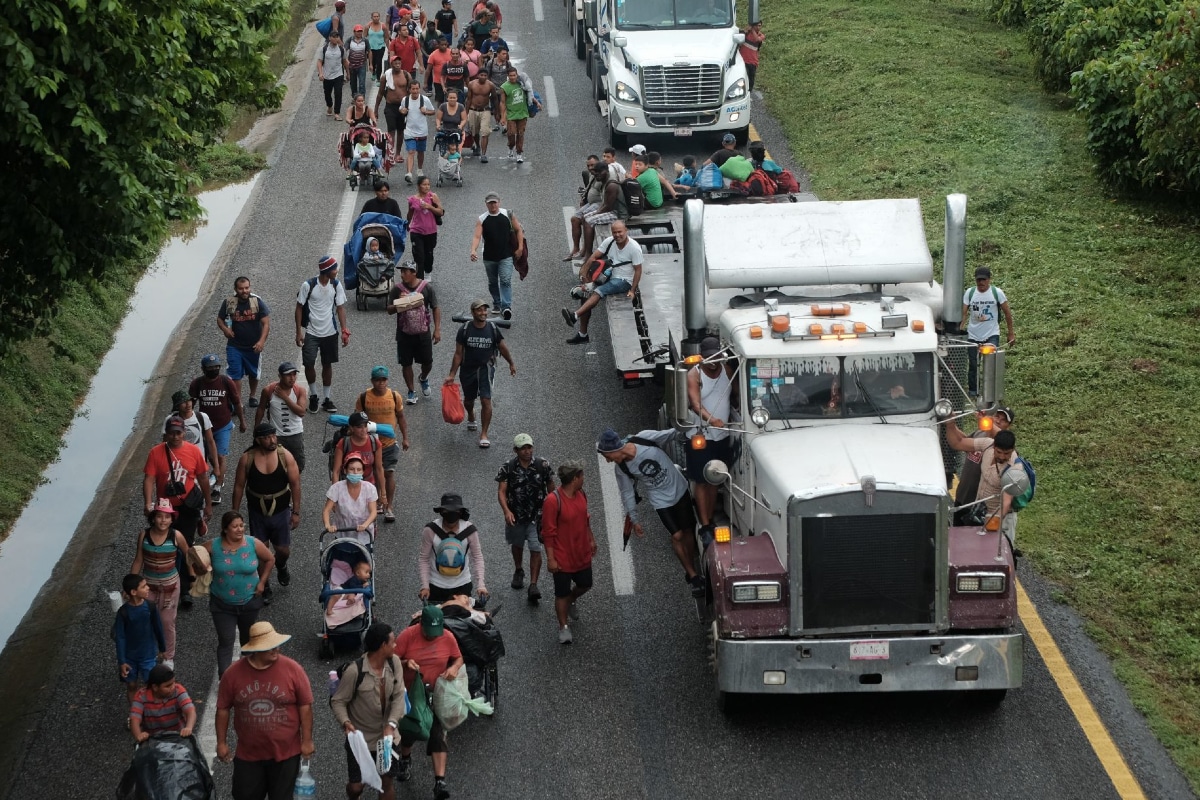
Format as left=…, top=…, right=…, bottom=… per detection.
left=343, top=213, right=408, bottom=290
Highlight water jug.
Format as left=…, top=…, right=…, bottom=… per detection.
left=294, top=759, right=316, bottom=799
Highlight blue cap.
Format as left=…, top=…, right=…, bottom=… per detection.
left=201, top=353, right=221, bottom=368
left=596, top=428, right=624, bottom=453
left=722, top=133, right=737, bottom=145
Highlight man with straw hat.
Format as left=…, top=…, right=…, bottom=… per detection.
left=216, top=621, right=315, bottom=800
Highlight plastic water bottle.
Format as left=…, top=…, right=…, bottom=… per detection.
left=294, top=759, right=316, bottom=799
left=328, top=670, right=339, bottom=696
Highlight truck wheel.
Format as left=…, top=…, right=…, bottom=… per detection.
left=974, top=689, right=1008, bottom=707
left=592, top=62, right=607, bottom=104
left=609, top=126, right=627, bottom=149
left=733, top=125, right=751, bottom=147
left=585, top=48, right=593, bottom=78
left=717, top=690, right=747, bottom=714
left=576, top=24, right=586, bottom=60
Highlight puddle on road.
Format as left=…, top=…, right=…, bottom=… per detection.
left=0, top=176, right=260, bottom=650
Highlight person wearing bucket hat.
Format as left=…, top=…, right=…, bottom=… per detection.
left=164, top=388, right=221, bottom=488
left=496, top=433, right=554, bottom=601
left=393, top=603, right=463, bottom=797
left=598, top=427, right=706, bottom=598
left=254, top=362, right=308, bottom=473
left=190, top=352, right=246, bottom=505
left=296, top=256, right=350, bottom=414
left=418, top=493, right=488, bottom=604
left=231, top=420, right=303, bottom=597
left=131, top=498, right=193, bottom=666
left=216, top=620, right=315, bottom=797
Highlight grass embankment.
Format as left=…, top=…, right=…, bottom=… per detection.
left=0, top=1, right=320, bottom=542
left=758, top=0, right=1200, bottom=788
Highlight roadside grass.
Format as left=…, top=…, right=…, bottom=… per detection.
left=227, top=0, right=318, bottom=142
left=758, top=0, right=1200, bottom=788
left=0, top=0, right=316, bottom=543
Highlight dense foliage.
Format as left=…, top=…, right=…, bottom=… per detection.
left=0, top=0, right=286, bottom=353
left=988, top=0, right=1200, bottom=193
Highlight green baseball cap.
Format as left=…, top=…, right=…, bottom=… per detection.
left=421, top=605, right=445, bottom=638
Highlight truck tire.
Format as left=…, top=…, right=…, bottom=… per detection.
left=733, top=124, right=750, bottom=147
left=609, top=126, right=627, bottom=149
left=576, top=24, right=586, bottom=59
left=592, top=61, right=607, bottom=104
left=974, top=689, right=1008, bottom=706
left=585, top=47, right=593, bottom=77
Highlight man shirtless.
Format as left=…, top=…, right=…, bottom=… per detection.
left=465, top=69, right=498, bottom=162
left=375, top=56, right=413, bottom=151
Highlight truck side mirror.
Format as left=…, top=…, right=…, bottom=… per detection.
left=748, top=0, right=761, bottom=25
left=703, top=460, right=730, bottom=486
left=583, top=0, right=598, bottom=30
left=981, top=347, right=1005, bottom=406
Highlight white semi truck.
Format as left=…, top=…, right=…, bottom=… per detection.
left=566, top=0, right=759, bottom=147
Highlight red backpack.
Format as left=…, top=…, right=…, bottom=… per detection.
left=775, top=169, right=801, bottom=194
left=745, top=168, right=777, bottom=197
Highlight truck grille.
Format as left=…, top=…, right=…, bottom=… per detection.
left=640, top=64, right=723, bottom=110
left=801, top=514, right=936, bottom=630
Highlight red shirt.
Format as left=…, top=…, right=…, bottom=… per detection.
left=217, top=655, right=313, bottom=763
left=189, top=374, right=240, bottom=429
left=389, top=35, right=422, bottom=73
left=426, top=47, right=452, bottom=84
left=541, top=489, right=593, bottom=573
left=144, top=442, right=208, bottom=508
left=394, top=625, right=461, bottom=689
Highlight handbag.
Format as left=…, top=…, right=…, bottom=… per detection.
left=397, top=668, right=434, bottom=741
left=165, top=444, right=205, bottom=510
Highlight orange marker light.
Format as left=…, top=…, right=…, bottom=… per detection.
left=770, top=315, right=790, bottom=334
left=749, top=325, right=764, bottom=339
left=714, top=526, right=732, bottom=543
left=690, top=435, right=707, bottom=450
left=830, top=323, right=846, bottom=334
left=979, top=416, right=994, bottom=431
left=854, top=322, right=868, bottom=333
left=912, top=320, right=925, bottom=332
left=811, top=303, right=850, bottom=317
left=683, top=354, right=702, bottom=366
left=808, top=323, right=823, bottom=335
left=979, top=344, right=997, bottom=356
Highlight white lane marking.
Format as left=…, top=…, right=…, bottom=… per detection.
left=533, top=0, right=545, bottom=21
left=543, top=76, right=559, bottom=117
left=199, top=641, right=240, bottom=769
left=597, top=454, right=636, bottom=595
left=327, top=84, right=381, bottom=261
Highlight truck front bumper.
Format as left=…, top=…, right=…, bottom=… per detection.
left=714, top=632, right=1022, bottom=694
left=608, top=97, right=750, bottom=135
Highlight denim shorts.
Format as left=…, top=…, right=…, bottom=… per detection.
left=225, top=345, right=260, bottom=381
left=405, top=137, right=428, bottom=153
left=594, top=278, right=632, bottom=298
left=212, top=420, right=234, bottom=457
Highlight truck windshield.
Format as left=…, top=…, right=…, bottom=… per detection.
left=615, top=0, right=734, bottom=30
left=748, top=353, right=935, bottom=419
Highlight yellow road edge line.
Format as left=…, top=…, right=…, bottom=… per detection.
left=1017, top=579, right=1147, bottom=800
left=748, top=122, right=768, bottom=159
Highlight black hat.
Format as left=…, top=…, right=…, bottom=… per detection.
left=974, top=266, right=992, bottom=279
left=253, top=422, right=277, bottom=438
left=434, top=493, right=469, bottom=518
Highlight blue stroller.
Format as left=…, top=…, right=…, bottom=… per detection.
left=318, top=529, right=375, bottom=659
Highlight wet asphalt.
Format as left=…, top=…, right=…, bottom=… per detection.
left=0, top=2, right=1195, bottom=799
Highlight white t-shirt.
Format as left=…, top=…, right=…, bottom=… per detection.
left=605, top=161, right=628, bottom=182
left=164, top=410, right=212, bottom=449
left=298, top=278, right=347, bottom=338
left=402, top=94, right=436, bottom=139
left=963, top=285, right=1008, bottom=341
left=596, top=235, right=645, bottom=283
left=326, top=480, right=379, bottom=543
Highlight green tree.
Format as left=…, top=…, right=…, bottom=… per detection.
left=1135, top=2, right=1200, bottom=192
left=0, top=0, right=286, bottom=354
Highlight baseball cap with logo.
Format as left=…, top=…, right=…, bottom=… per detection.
left=513, top=433, right=533, bottom=449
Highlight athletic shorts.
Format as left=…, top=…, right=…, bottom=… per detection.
left=396, top=332, right=434, bottom=367
left=278, top=433, right=306, bottom=473
left=381, top=442, right=400, bottom=472
left=212, top=420, right=234, bottom=457
left=427, top=582, right=471, bottom=604
left=122, top=657, right=159, bottom=684
left=504, top=521, right=542, bottom=553
left=583, top=208, right=618, bottom=226
left=685, top=436, right=733, bottom=483
left=225, top=345, right=260, bottom=382
left=594, top=278, right=632, bottom=299
left=248, top=507, right=292, bottom=549
left=400, top=711, right=447, bottom=755
left=553, top=567, right=593, bottom=599
left=405, top=137, right=427, bottom=153
left=460, top=363, right=494, bottom=403
left=655, top=491, right=696, bottom=537
left=467, top=109, right=491, bottom=137
left=301, top=333, right=339, bottom=367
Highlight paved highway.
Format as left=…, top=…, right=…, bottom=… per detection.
left=0, top=2, right=1194, bottom=799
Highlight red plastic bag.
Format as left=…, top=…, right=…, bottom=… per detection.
left=441, top=381, right=465, bottom=425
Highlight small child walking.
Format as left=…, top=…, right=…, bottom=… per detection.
left=113, top=573, right=166, bottom=718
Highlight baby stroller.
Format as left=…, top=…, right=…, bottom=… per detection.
left=343, top=212, right=408, bottom=306
left=407, top=596, right=503, bottom=710
left=339, top=123, right=393, bottom=190
left=434, top=129, right=464, bottom=187
left=318, top=529, right=375, bottom=659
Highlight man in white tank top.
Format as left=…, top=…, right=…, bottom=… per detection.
left=254, top=362, right=308, bottom=473
left=686, top=337, right=736, bottom=535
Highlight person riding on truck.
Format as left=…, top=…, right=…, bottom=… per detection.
left=686, top=337, right=735, bottom=540
left=596, top=427, right=705, bottom=599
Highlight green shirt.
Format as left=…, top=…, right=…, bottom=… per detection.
left=637, top=167, right=664, bottom=209
left=501, top=80, right=529, bottom=121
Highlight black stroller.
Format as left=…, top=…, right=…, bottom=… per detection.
left=318, top=530, right=375, bottom=659
left=352, top=221, right=397, bottom=311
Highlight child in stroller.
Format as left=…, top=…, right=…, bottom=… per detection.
left=435, top=131, right=463, bottom=187
left=318, top=532, right=375, bottom=658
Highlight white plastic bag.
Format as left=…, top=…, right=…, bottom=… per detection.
left=346, top=731, right=382, bottom=791
left=431, top=671, right=493, bottom=731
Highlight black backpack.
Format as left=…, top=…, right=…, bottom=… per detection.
left=621, top=178, right=646, bottom=217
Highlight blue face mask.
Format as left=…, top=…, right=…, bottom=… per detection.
left=346, top=473, right=364, bottom=484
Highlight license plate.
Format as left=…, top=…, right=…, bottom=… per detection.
left=673, top=126, right=693, bottom=137
left=849, top=641, right=890, bottom=660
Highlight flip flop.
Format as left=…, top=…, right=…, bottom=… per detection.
left=478, top=437, right=491, bottom=448
left=562, top=252, right=580, bottom=262
left=467, top=421, right=479, bottom=431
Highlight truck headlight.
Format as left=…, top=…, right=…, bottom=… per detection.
left=615, top=81, right=640, bottom=103
left=725, top=78, right=746, bottom=100
left=732, top=581, right=781, bottom=603
left=956, top=572, right=1007, bottom=593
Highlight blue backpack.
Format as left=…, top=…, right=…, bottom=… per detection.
left=527, top=91, right=543, bottom=118
left=1006, top=455, right=1036, bottom=512
left=316, top=15, right=334, bottom=38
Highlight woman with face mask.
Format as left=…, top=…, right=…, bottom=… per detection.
left=418, top=493, right=488, bottom=604
left=323, top=452, right=379, bottom=545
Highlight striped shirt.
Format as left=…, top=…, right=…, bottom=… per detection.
left=140, top=529, right=179, bottom=586
left=130, top=684, right=194, bottom=732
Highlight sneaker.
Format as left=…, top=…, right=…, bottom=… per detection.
left=558, top=626, right=573, bottom=645
left=309, top=394, right=320, bottom=413
left=434, top=778, right=450, bottom=800
left=406, top=390, right=419, bottom=404
left=480, top=155, right=489, bottom=164
left=179, top=593, right=193, bottom=609
left=689, top=575, right=706, bottom=598
left=277, top=565, right=290, bottom=586
left=501, top=308, right=512, bottom=321
left=570, top=286, right=588, bottom=300
left=560, top=308, right=577, bottom=327
left=516, top=153, right=524, bottom=163
left=492, top=304, right=501, bottom=314
left=566, top=333, right=590, bottom=345
left=507, top=148, right=515, bottom=159
left=247, top=397, right=259, bottom=408
left=321, top=398, right=338, bottom=413
left=568, top=600, right=579, bottom=621
left=211, top=485, right=222, bottom=505
left=420, top=379, right=431, bottom=398
left=261, top=583, right=273, bottom=605
left=163, top=659, right=174, bottom=669
left=384, top=508, right=396, bottom=523
left=527, top=582, right=541, bottom=602
left=511, top=568, right=525, bottom=590
left=396, top=757, right=412, bottom=782
left=405, top=172, right=413, bottom=184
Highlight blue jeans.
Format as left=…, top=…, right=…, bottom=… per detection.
left=967, top=334, right=1000, bottom=394
left=484, top=257, right=514, bottom=310
left=349, top=66, right=367, bottom=98
left=594, top=278, right=632, bottom=298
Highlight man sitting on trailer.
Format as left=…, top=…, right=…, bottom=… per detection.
left=560, top=220, right=643, bottom=345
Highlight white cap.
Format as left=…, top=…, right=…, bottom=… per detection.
left=628, top=144, right=647, bottom=155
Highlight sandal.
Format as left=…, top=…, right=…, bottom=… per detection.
left=467, top=421, right=479, bottom=431
left=478, top=437, right=491, bottom=448
left=562, top=251, right=580, bottom=262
